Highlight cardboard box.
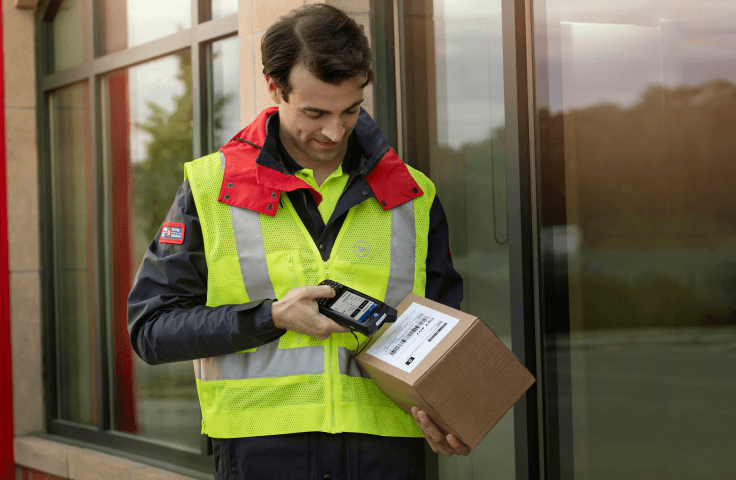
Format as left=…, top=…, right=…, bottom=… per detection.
left=355, top=294, right=535, bottom=449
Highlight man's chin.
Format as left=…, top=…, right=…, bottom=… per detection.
left=306, top=148, right=342, bottom=165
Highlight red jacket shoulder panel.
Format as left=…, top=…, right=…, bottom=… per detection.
left=222, top=107, right=277, bottom=150
left=365, top=148, right=423, bottom=210
left=217, top=108, right=321, bottom=216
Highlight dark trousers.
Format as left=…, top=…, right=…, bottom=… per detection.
left=212, top=432, right=426, bottom=480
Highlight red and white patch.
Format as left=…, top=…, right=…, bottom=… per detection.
left=160, top=222, right=185, bottom=245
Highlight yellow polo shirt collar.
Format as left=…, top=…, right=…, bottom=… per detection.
left=296, top=164, right=350, bottom=223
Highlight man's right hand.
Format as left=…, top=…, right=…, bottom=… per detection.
left=271, top=285, right=349, bottom=340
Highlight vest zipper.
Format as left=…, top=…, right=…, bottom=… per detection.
left=288, top=254, right=302, bottom=346
left=329, top=334, right=337, bottom=433
left=324, top=261, right=336, bottom=432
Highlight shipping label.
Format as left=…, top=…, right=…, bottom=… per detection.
left=366, top=302, right=459, bottom=373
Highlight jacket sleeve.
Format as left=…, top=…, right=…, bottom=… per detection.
left=127, top=179, right=285, bottom=366
left=424, top=194, right=464, bottom=309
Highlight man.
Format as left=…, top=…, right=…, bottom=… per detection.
left=128, top=5, right=469, bottom=479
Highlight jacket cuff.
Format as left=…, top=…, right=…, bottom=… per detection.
left=237, top=299, right=286, bottom=346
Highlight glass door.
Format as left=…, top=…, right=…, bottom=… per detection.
left=533, top=1, right=736, bottom=478
left=400, top=0, right=516, bottom=478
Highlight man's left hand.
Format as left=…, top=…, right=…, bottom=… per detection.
left=411, top=407, right=471, bottom=457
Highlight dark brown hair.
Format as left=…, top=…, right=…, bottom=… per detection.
left=261, top=4, right=374, bottom=101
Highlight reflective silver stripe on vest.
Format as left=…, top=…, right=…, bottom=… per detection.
left=195, top=345, right=369, bottom=381
left=194, top=342, right=325, bottom=381
left=220, top=152, right=276, bottom=301
left=337, top=347, right=371, bottom=379
left=384, top=199, right=416, bottom=307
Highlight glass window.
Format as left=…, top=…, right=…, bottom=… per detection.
left=212, top=0, right=238, bottom=20
left=210, top=35, right=241, bottom=149
left=101, top=0, right=192, bottom=54
left=49, top=82, right=97, bottom=425
left=40, top=0, right=238, bottom=472
left=53, top=0, right=90, bottom=71
left=101, top=52, right=200, bottom=450
left=534, top=0, right=736, bottom=478
left=400, top=0, right=513, bottom=478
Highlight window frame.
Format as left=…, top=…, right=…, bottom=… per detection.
left=36, top=0, right=237, bottom=475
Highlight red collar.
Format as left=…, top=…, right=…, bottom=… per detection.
left=217, top=107, right=423, bottom=217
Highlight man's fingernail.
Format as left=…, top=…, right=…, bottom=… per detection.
left=418, top=413, right=425, bottom=420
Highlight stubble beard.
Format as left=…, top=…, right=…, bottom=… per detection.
left=300, top=138, right=348, bottom=168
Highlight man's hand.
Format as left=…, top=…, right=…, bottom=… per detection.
left=411, top=407, right=471, bottom=457
left=271, top=285, right=349, bottom=340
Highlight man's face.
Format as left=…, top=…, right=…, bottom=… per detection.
left=268, top=63, right=365, bottom=171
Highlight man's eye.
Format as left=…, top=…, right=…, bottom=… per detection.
left=346, top=109, right=359, bottom=115
left=306, top=112, right=323, bottom=119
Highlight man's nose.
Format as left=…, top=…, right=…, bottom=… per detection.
left=321, top=116, right=345, bottom=142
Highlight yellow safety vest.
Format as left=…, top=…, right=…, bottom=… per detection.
left=184, top=140, right=435, bottom=439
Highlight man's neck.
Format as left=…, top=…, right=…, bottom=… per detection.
left=310, top=162, right=342, bottom=187
left=285, top=143, right=347, bottom=187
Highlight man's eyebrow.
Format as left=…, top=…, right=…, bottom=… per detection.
left=303, top=100, right=364, bottom=114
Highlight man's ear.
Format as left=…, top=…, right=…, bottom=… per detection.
left=266, top=76, right=282, bottom=104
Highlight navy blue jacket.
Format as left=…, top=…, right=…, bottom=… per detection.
left=128, top=109, right=463, bottom=366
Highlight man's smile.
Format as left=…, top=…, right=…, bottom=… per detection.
left=312, top=139, right=339, bottom=148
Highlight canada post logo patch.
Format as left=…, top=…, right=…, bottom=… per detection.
left=160, top=222, right=185, bottom=245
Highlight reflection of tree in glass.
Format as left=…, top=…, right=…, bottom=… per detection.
left=539, top=80, right=736, bottom=330
left=541, top=79, right=736, bottom=249
left=133, top=51, right=232, bottom=241
left=212, top=74, right=234, bottom=149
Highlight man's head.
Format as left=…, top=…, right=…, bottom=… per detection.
left=261, top=4, right=374, bottom=101
left=261, top=5, right=374, bottom=171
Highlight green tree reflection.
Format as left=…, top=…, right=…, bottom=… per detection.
left=538, top=79, right=736, bottom=329
left=133, top=51, right=232, bottom=241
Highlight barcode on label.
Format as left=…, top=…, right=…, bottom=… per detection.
left=388, top=314, right=432, bottom=356
left=427, top=322, right=447, bottom=342
left=389, top=338, right=407, bottom=356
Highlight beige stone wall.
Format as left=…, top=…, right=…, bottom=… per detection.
left=4, top=0, right=44, bottom=437
left=238, top=0, right=374, bottom=129
left=15, top=436, right=201, bottom=480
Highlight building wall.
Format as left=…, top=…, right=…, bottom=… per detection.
left=5, top=0, right=43, bottom=439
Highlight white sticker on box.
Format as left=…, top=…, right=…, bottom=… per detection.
left=366, top=302, right=459, bottom=373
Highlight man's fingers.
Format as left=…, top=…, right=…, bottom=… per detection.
left=447, top=434, right=471, bottom=456
left=316, top=313, right=349, bottom=333
left=428, top=436, right=455, bottom=457
left=274, top=286, right=350, bottom=339
left=412, top=408, right=467, bottom=457
left=319, top=314, right=348, bottom=330
left=304, top=314, right=349, bottom=340
left=305, top=284, right=336, bottom=299
left=413, top=419, right=449, bottom=456
left=427, top=424, right=446, bottom=444
left=417, top=411, right=444, bottom=443
left=427, top=436, right=452, bottom=457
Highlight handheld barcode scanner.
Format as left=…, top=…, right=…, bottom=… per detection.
left=316, top=280, right=397, bottom=337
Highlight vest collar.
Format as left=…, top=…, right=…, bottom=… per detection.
left=218, top=107, right=422, bottom=217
